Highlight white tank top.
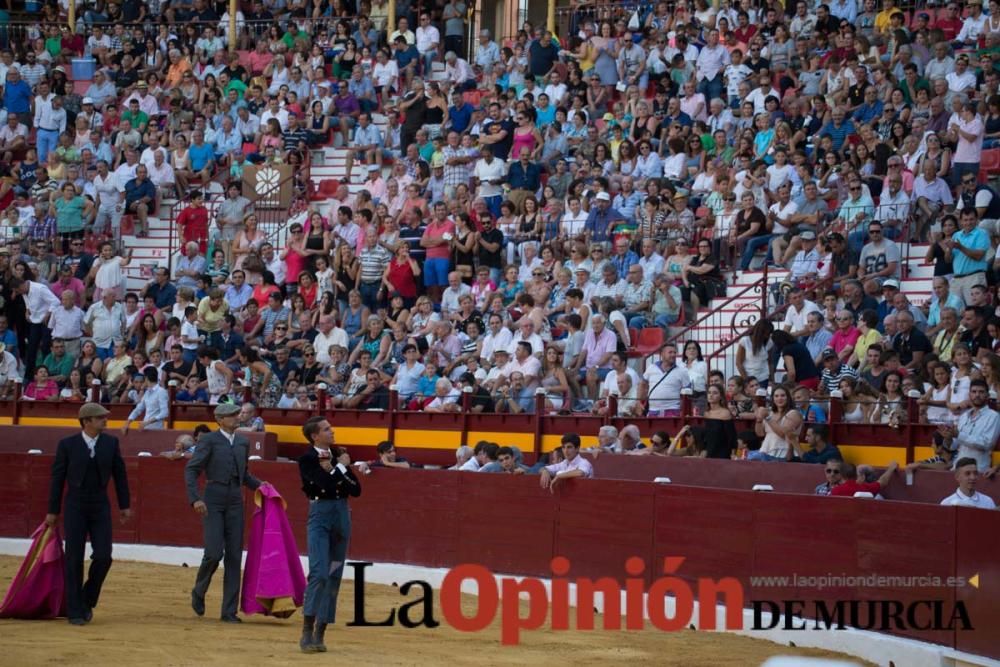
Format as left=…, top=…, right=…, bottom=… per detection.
left=206, top=362, right=228, bottom=401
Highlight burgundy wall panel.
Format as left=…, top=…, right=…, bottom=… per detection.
left=454, top=474, right=556, bottom=576
left=751, top=495, right=862, bottom=617
left=855, top=501, right=956, bottom=647
left=27, top=456, right=54, bottom=532
left=135, top=458, right=201, bottom=548
left=0, top=454, right=30, bottom=537
left=552, top=479, right=656, bottom=585
left=347, top=469, right=460, bottom=568
left=653, top=486, right=755, bottom=592
left=954, top=509, right=1000, bottom=660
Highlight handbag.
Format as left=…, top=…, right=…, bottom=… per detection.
left=242, top=251, right=265, bottom=274
left=627, top=10, right=641, bottom=30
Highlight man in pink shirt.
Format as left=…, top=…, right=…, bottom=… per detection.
left=420, top=202, right=455, bottom=302
left=951, top=100, right=984, bottom=186
left=582, top=314, right=619, bottom=399
left=50, top=264, right=87, bottom=305
left=829, top=309, right=861, bottom=363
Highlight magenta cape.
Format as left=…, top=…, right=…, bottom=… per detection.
left=0, top=522, right=67, bottom=619
left=240, top=484, right=306, bottom=618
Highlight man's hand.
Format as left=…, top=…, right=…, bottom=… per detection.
left=337, top=451, right=351, bottom=467
left=120, top=508, right=133, bottom=524
left=937, top=424, right=958, bottom=439
left=44, top=513, right=58, bottom=527
left=192, top=500, right=208, bottom=516
left=319, top=457, right=333, bottom=472
left=121, top=421, right=131, bottom=435
left=539, top=469, right=551, bottom=490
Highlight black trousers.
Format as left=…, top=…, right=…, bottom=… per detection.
left=63, top=494, right=113, bottom=621
left=192, top=482, right=245, bottom=618
left=23, top=321, right=50, bottom=382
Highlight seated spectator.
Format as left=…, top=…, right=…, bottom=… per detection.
left=487, top=446, right=530, bottom=475
left=666, top=425, right=707, bottom=458
left=814, top=459, right=845, bottom=496
left=906, top=433, right=957, bottom=473
left=176, top=375, right=209, bottom=403
left=237, top=402, right=265, bottom=432
left=23, top=365, right=59, bottom=401
left=370, top=440, right=412, bottom=469
left=162, top=435, right=197, bottom=460
left=940, top=457, right=997, bottom=509
left=424, top=377, right=462, bottom=412
left=798, top=424, right=843, bottom=464
left=829, top=460, right=899, bottom=497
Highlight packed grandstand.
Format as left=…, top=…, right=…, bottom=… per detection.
left=0, top=0, right=997, bottom=482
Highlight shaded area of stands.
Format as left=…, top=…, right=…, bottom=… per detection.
left=0, top=426, right=278, bottom=459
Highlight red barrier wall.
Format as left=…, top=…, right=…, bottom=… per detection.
left=589, top=453, right=991, bottom=505
left=5, top=457, right=998, bottom=661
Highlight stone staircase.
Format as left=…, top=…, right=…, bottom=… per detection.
left=679, top=242, right=936, bottom=364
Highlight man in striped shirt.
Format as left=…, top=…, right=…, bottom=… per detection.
left=357, top=233, right=391, bottom=310
left=818, top=348, right=859, bottom=395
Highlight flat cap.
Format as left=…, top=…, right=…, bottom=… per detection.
left=79, top=403, right=110, bottom=419
left=215, top=403, right=241, bottom=418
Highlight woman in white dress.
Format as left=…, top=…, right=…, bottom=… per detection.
left=87, top=241, right=132, bottom=300
left=751, top=385, right=803, bottom=461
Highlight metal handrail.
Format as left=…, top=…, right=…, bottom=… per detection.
left=666, top=262, right=769, bottom=345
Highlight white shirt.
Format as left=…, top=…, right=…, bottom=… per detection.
left=441, top=283, right=472, bottom=314
left=84, top=300, right=126, bottom=347
left=506, top=332, right=544, bottom=358
left=416, top=25, right=440, bottom=54
left=474, top=158, right=507, bottom=198
left=93, top=172, right=125, bottom=208
left=82, top=431, right=98, bottom=458
left=24, top=281, right=60, bottom=324
left=940, top=489, right=997, bottom=509
left=459, top=457, right=482, bottom=471
left=954, top=406, right=1000, bottom=471
left=313, top=328, right=349, bottom=365
left=0, top=351, right=20, bottom=385
left=49, top=305, right=85, bottom=339
left=481, top=327, right=513, bottom=362
left=544, top=454, right=594, bottom=478
left=260, top=107, right=290, bottom=132
left=783, top=299, right=821, bottom=333
left=644, top=361, right=690, bottom=413
left=875, top=187, right=910, bottom=223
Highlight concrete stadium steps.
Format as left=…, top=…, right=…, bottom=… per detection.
left=680, top=242, right=938, bottom=358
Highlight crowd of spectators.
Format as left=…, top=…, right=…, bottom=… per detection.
left=1, top=0, right=1000, bottom=483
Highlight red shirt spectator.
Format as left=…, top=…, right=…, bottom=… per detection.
left=176, top=196, right=210, bottom=253
left=829, top=462, right=899, bottom=496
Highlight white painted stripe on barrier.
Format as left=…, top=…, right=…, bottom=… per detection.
left=0, top=538, right=996, bottom=667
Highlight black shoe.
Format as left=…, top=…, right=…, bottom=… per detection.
left=313, top=623, right=328, bottom=652
left=300, top=615, right=318, bottom=653
left=68, top=617, right=87, bottom=626
left=191, top=590, right=205, bottom=617
left=84, top=607, right=93, bottom=623
left=220, top=615, right=242, bottom=623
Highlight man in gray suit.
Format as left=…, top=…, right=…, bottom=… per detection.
left=184, top=403, right=266, bottom=623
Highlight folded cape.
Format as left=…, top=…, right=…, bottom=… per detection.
left=241, top=484, right=306, bottom=618
left=0, top=522, right=67, bottom=619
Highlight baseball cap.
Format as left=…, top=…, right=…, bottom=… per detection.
left=82, top=97, right=94, bottom=105
left=882, top=279, right=900, bottom=289
left=800, top=230, right=817, bottom=241
left=821, top=349, right=838, bottom=361
left=595, top=192, right=610, bottom=201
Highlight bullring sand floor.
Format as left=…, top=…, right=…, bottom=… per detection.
left=0, top=557, right=869, bottom=666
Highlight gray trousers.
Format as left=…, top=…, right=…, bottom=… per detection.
left=192, top=482, right=244, bottom=618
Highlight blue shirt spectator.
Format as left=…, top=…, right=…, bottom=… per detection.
left=507, top=159, right=541, bottom=192
left=3, top=77, right=32, bottom=114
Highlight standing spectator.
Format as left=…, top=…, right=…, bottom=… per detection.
left=937, top=379, right=1000, bottom=471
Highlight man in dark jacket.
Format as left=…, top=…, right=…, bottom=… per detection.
left=46, top=402, right=132, bottom=625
